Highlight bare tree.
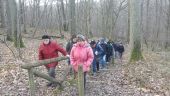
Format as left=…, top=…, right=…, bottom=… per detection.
left=69, top=0, right=76, bottom=35
left=0, top=0, right=5, bottom=28
left=60, top=0, right=68, bottom=31
left=165, top=0, right=170, bottom=49
left=130, top=0, right=143, bottom=62
left=6, top=0, right=24, bottom=47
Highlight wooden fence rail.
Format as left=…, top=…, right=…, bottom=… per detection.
left=21, top=56, right=85, bottom=96
left=21, top=56, right=69, bottom=96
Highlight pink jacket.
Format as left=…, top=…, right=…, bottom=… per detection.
left=70, top=42, right=94, bottom=72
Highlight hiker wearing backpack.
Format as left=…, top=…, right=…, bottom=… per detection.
left=106, top=40, right=113, bottom=63
left=90, top=40, right=104, bottom=76
left=117, top=41, right=125, bottom=62
left=112, top=41, right=119, bottom=59
left=99, top=38, right=107, bottom=69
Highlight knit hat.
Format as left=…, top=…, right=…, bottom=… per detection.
left=42, top=35, right=51, bottom=39
left=90, top=40, right=96, bottom=45
left=76, top=34, right=85, bottom=41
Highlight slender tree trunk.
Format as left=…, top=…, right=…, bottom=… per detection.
left=69, top=0, right=76, bottom=35
left=7, top=0, right=24, bottom=48
left=127, top=0, right=130, bottom=43
left=60, top=0, right=68, bottom=31
left=130, top=0, right=143, bottom=62
left=144, top=0, right=150, bottom=48
left=0, top=0, right=5, bottom=28
left=20, top=0, right=27, bottom=33
left=165, top=0, right=170, bottom=49
left=6, top=0, right=13, bottom=41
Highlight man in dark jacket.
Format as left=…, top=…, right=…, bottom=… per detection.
left=39, top=35, right=67, bottom=87
left=117, top=42, right=124, bottom=62
left=99, top=38, right=107, bottom=68
left=90, top=40, right=104, bottom=76
left=66, top=34, right=77, bottom=64
left=106, top=40, right=113, bottom=63
left=65, top=34, right=77, bottom=77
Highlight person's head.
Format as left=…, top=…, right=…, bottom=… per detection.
left=71, top=34, right=77, bottom=43
left=76, top=34, right=86, bottom=46
left=90, top=40, right=96, bottom=48
left=42, top=35, right=51, bottom=45
left=76, top=34, right=85, bottom=42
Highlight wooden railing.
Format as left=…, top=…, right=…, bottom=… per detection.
left=21, top=56, right=85, bottom=96
left=21, top=56, right=69, bottom=96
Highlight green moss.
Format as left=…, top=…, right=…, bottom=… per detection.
left=111, top=57, right=114, bottom=65
left=14, top=37, right=25, bottom=48
left=6, top=35, right=13, bottom=41
left=67, top=79, right=77, bottom=86
left=53, top=88, right=62, bottom=95
left=130, top=44, right=143, bottom=62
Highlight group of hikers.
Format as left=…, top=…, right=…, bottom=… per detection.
left=38, top=34, right=124, bottom=88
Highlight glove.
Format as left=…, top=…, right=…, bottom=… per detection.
left=95, top=51, right=98, bottom=55
left=66, top=55, right=70, bottom=57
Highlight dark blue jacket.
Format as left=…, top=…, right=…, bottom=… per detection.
left=92, top=43, right=104, bottom=59
left=106, top=43, right=113, bottom=56
left=117, top=44, right=124, bottom=53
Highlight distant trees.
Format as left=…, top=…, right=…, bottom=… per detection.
left=0, top=0, right=169, bottom=51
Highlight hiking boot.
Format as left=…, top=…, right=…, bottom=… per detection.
left=46, top=82, right=52, bottom=87
left=51, top=83, right=57, bottom=88
left=93, top=73, right=97, bottom=77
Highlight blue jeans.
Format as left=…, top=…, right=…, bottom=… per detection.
left=99, top=56, right=106, bottom=69
left=47, top=67, right=56, bottom=78
left=92, top=59, right=97, bottom=73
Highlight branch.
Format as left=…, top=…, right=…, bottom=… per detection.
left=120, top=3, right=128, bottom=11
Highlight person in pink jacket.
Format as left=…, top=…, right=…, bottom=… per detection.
left=70, top=34, right=94, bottom=88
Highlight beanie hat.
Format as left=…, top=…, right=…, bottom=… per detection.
left=90, top=40, right=96, bottom=45
left=42, top=35, right=50, bottom=39
left=76, top=34, right=85, bottom=41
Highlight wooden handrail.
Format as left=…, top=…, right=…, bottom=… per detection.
left=21, top=56, right=69, bottom=69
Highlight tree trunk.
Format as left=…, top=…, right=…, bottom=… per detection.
left=127, top=0, right=130, bottom=43
left=0, top=0, right=5, bottom=28
left=60, top=0, right=68, bottom=31
left=165, top=0, right=170, bottom=49
left=20, top=0, right=27, bottom=33
left=144, top=0, right=150, bottom=48
left=69, top=0, right=76, bottom=35
left=130, top=0, right=143, bottom=62
left=7, top=0, right=24, bottom=48
left=6, top=0, right=13, bottom=41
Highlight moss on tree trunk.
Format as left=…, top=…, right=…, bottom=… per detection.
left=14, top=36, right=25, bottom=48
left=6, top=35, right=13, bottom=41
left=130, top=41, right=143, bottom=62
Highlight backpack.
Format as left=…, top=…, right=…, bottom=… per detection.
left=99, top=43, right=107, bottom=55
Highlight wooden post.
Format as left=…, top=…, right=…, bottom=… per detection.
left=78, top=64, right=84, bottom=96
left=28, top=68, right=35, bottom=96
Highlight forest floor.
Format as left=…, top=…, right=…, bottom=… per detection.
left=0, top=33, right=170, bottom=96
